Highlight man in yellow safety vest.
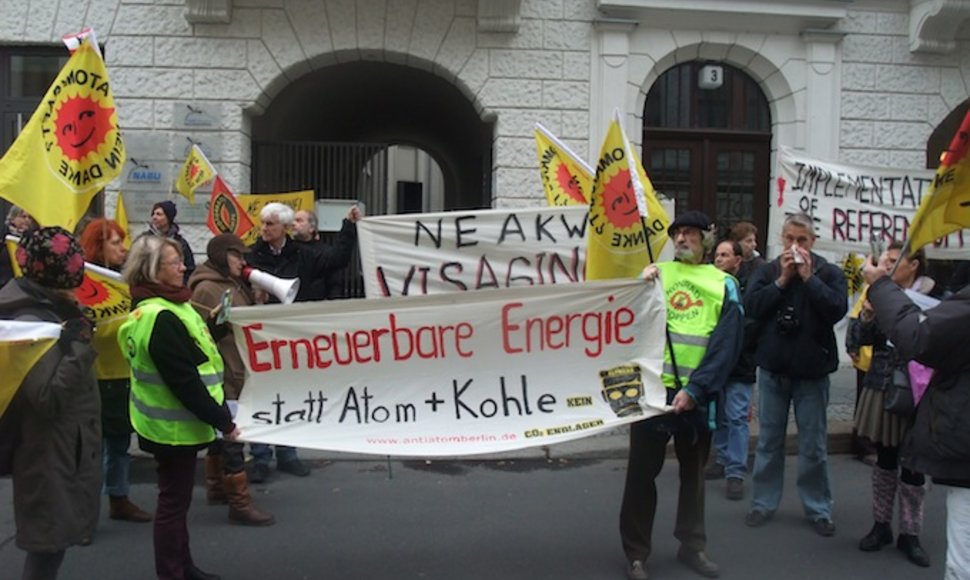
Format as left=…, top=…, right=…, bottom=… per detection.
left=620, top=211, right=744, bottom=580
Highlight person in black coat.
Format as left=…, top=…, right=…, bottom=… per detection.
left=246, top=203, right=360, bottom=303
left=863, top=252, right=970, bottom=579
left=142, top=200, right=195, bottom=284
left=744, top=213, right=847, bottom=537
left=290, top=207, right=360, bottom=299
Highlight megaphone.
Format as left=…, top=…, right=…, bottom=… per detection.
left=242, top=267, right=300, bottom=304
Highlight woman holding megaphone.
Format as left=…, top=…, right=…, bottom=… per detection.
left=188, top=233, right=275, bottom=527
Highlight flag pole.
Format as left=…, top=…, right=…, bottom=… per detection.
left=640, top=216, right=656, bottom=264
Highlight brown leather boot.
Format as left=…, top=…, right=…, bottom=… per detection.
left=109, top=496, right=152, bottom=522
left=223, top=471, right=276, bottom=526
left=205, top=455, right=227, bottom=505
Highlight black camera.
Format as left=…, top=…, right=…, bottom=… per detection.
left=776, top=305, right=799, bottom=335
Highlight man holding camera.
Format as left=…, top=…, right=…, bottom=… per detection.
left=744, top=213, right=847, bottom=537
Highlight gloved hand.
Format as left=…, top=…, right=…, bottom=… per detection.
left=59, top=317, right=94, bottom=351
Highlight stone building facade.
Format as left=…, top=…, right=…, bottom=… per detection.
left=0, top=0, right=968, bottom=260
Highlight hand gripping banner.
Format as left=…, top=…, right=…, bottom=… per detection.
left=232, top=279, right=669, bottom=456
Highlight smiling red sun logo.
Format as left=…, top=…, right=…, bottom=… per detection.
left=600, top=168, right=640, bottom=229
left=75, top=274, right=109, bottom=308
left=54, top=96, right=115, bottom=162
left=556, top=163, right=586, bottom=204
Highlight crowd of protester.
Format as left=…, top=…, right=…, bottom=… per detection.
left=1, top=205, right=967, bottom=580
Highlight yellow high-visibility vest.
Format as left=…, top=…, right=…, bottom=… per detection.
left=656, top=261, right=729, bottom=389
left=118, top=298, right=224, bottom=446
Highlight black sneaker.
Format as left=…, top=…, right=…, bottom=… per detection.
left=745, top=509, right=772, bottom=527
left=278, top=458, right=310, bottom=477
left=812, top=517, right=836, bottom=537
left=249, top=463, right=270, bottom=484
left=725, top=478, right=744, bottom=501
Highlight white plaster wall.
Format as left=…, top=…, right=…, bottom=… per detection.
left=839, top=3, right=970, bottom=169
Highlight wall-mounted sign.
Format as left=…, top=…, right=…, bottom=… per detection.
left=125, top=158, right=166, bottom=189
left=174, top=102, right=220, bottom=130
left=698, top=64, right=723, bottom=90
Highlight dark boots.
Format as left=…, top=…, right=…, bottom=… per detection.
left=205, top=455, right=228, bottom=505
left=859, top=466, right=896, bottom=551
left=859, top=467, right=930, bottom=567
left=109, top=496, right=152, bottom=523
left=223, top=471, right=276, bottom=526
left=859, top=522, right=893, bottom=551
left=898, top=482, right=930, bottom=567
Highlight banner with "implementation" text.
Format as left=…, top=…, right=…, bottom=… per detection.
left=232, top=279, right=668, bottom=456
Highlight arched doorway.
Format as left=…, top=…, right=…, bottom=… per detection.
left=251, top=60, right=494, bottom=213
left=641, top=62, right=771, bottom=247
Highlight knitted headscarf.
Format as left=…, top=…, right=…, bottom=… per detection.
left=16, top=226, right=85, bottom=289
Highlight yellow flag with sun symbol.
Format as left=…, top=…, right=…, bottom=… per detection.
left=534, top=123, right=593, bottom=207
left=586, top=116, right=670, bottom=280
left=0, top=35, right=124, bottom=230
left=75, top=263, right=131, bottom=380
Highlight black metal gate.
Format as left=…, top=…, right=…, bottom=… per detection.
left=252, top=141, right=391, bottom=299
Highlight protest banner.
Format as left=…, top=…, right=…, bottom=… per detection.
left=236, top=190, right=314, bottom=246
left=232, top=279, right=668, bottom=456
left=774, top=146, right=968, bottom=258
left=357, top=206, right=590, bottom=298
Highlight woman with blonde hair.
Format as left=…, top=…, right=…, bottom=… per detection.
left=119, top=235, right=238, bottom=580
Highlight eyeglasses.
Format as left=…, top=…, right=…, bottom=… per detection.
left=161, top=259, right=183, bottom=268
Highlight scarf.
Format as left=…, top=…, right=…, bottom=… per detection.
left=131, top=281, right=192, bottom=304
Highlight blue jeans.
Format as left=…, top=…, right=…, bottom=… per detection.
left=103, top=433, right=132, bottom=496
left=750, top=370, right=833, bottom=520
left=250, top=444, right=298, bottom=467
left=713, top=381, right=752, bottom=480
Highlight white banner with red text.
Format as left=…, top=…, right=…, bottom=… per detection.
left=232, top=279, right=669, bottom=456
left=357, top=206, right=589, bottom=298
left=774, top=146, right=969, bottom=258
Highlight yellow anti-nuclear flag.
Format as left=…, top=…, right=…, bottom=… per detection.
left=115, top=192, right=131, bottom=249
left=0, top=36, right=125, bottom=230
left=0, top=321, right=61, bottom=418
left=175, top=144, right=215, bottom=205
left=908, top=108, right=970, bottom=254
left=586, top=116, right=670, bottom=280
left=534, top=123, right=593, bottom=206
left=75, top=263, right=130, bottom=380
